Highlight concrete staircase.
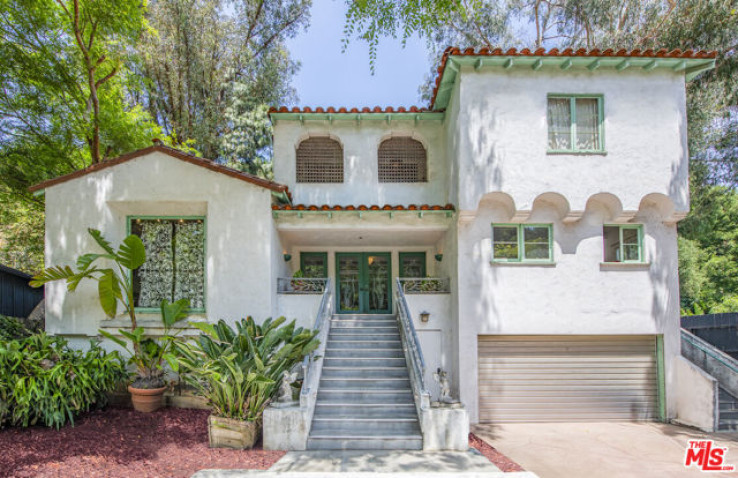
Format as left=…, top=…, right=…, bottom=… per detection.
left=719, top=387, right=738, bottom=431
left=307, top=314, right=423, bottom=450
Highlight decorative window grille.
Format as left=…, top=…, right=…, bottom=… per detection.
left=296, top=137, right=344, bottom=183
left=378, top=137, right=428, bottom=183
left=130, top=217, right=206, bottom=310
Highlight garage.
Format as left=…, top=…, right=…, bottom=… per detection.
left=478, top=335, right=661, bottom=423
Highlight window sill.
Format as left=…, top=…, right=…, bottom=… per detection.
left=600, top=262, right=651, bottom=270
left=547, top=150, right=607, bottom=156
left=101, top=314, right=207, bottom=330
left=490, top=261, right=556, bottom=267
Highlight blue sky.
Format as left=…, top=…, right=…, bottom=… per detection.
left=284, top=0, right=433, bottom=108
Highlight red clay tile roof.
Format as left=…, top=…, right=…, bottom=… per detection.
left=272, top=204, right=455, bottom=211
left=268, top=106, right=432, bottom=114
left=430, top=46, right=719, bottom=109
left=29, top=144, right=290, bottom=194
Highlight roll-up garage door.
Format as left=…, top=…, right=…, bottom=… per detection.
left=478, top=335, right=659, bottom=423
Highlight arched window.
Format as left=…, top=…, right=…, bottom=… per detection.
left=378, top=137, right=427, bottom=183
left=296, top=137, right=343, bottom=183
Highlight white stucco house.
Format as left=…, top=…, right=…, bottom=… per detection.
left=31, top=47, right=718, bottom=450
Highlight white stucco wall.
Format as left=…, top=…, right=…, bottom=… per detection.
left=272, top=121, right=449, bottom=206
left=452, top=67, right=689, bottom=215
left=675, top=356, right=718, bottom=432
left=453, top=198, right=682, bottom=423
left=43, top=151, right=278, bottom=337
left=276, top=294, right=322, bottom=331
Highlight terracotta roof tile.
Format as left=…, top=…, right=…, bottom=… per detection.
left=272, top=204, right=455, bottom=212
left=29, top=144, right=290, bottom=194
left=430, top=46, right=718, bottom=109
left=268, top=105, right=431, bottom=114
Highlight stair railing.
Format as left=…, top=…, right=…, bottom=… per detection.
left=682, top=328, right=738, bottom=399
left=395, top=278, right=432, bottom=418
left=300, top=279, right=333, bottom=415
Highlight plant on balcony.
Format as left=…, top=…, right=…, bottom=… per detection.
left=174, top=316, right=319, bottom=449
left=290, top=269, right=308, bottom=292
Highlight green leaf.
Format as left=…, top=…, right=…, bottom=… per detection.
left=29, top=266, right=76, bottom=288
left=97, top=269, right=121, bottom=318
left=87, top=229, right=116, bottom=256
left=160, top=298, right=190, bottom=328
left=98, top=330, right=127, bottom=349
left=117, top=235, right=146, bottom=270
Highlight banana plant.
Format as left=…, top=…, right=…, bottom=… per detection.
left=175, top=317, right=319, bottom=422
left=30, top=228, right=146, bottom=333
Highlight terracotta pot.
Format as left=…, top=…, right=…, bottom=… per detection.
left=208, top=415, right=259, bottom=449
left=128, top=385, right=167, bottom=413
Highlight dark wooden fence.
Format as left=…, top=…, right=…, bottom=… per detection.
left=682, top=313, right=738, bottom=360
left=0, top=264, right=44, bottom=318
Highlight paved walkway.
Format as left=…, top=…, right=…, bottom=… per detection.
left=192, top=449, right=539, bottom=477
left=474, top=422, right=738, bottom=478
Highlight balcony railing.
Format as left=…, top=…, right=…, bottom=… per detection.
left=398, top=277, right=450, bottom=294
left=277, top=277, right=328, bottom=294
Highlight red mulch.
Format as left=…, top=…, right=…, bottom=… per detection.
left=469, top=432, right=525, bottom=472
left=0, top=407, right=285, bottom=478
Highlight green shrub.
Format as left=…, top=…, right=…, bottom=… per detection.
left=0, top=333, right=129, bottom=429
left=0, top=315, right=31, bottom=341
left=175, top=316, right=319, bottom=422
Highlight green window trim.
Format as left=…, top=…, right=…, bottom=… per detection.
left=299, top=252, right=328, bottom=278
left=603, top=224, right=644, bottom=264
left=127, top=215, right=207, bottom=314
left=399, top=252, right=427, bottom=278
left=547, top=94, right=605, bottom=154
left=491, top=223, right=554, bottom=263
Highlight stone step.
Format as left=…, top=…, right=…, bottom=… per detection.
left=321, top=366, right=409, bottom=379
left=306, top=436, right=423, bottom=450
left=331, top=320, right=398, bottom=328
left=329, top=326, right=400, bottom=334
left=319, top=377, right=411, bottom=390
left=323, top=357, right=407, bottom=368
left=310, top=418, right=421, bottom=435
left=317, top=389, right=415, bottom=404
left=719, top=410, right=738, bottom=420
left=328, top=332, right=401, bottom=341
left=719, top=419, right=738, bottom=431
left=324, top=348, right=404, bottom=359
left=326, top=339, right=402, bottom=349
left=313, top=403, right=417, bottom=419
left=333, top=314, right=395, bottom=320
left=720, top=401, right=738, bottom=411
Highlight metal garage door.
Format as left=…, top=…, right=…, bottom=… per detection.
left=478, top=335, right=659, bottom=423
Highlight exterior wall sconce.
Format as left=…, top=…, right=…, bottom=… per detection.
left=283, top=253, right=292, bottom=262
left=420, top=311, right=431, bottom=323
left=435, top=253, right=443, bottom=262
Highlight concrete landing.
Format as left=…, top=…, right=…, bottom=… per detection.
left=192, top=449, right=540, bottom=477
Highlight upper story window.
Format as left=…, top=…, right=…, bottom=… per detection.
left=603, top=225, right=643, bottom=263
left=130, top=216, right=206, bottom=311
left=378, top=137, right=428, bottom=183
left=296, top=137, right=343, bottom=183
left=547, top=95, right=604, bottom=153
left=492, top=224, right=553, bottom=263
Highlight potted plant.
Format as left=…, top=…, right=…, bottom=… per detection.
left=31, top=228, right=189, bottom=412
left=174, top=316, right=319, bottom=449
left=290, top=269, right=307, bottom=292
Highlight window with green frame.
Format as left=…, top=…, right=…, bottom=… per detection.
left=399, top=252, right=426, bottom=277
left=492, top=224, right=553, bottom=262
left=547, top=95, right=604, bottom=153
left=300, top=252, right=328, bottom=277
left=603, top=225, right=643, bottom=263
left=129, top=216, right=206, bottom=311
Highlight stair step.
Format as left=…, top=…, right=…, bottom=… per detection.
left=321, top=367, right=409, bottom=379
left=331, top=321, right=397, bottom=328
left=720, top=402, right=738, bottom=411
left=329, top=327, right=400, bottom=334
left=317, top=389, right=414, bottom=404
left=719, top=419, right=738, bottom=431
left=327, top=340, right=402, bottom=349
left=333, top=314, right=395, bottom=320
left=306, top=436, right=423, bottom=451
left=719, top=410, right=738, bottom=420
left=323, top=357, right=407, bottom=368
left=310, top=419, right=421, bottom=435
left=319, top=378, right=411, bottom=389
left=325, top=348, right=404, bottom=359
left=314, top=404, right=417, bottom=419
left=328, top=333, right=400, bottom=341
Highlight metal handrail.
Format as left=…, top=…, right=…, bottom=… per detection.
left=398, top=277, right=451, bottom=294
left=300, top=279, right=333, bottom=405
left=394, top=278, right=431, bottom=413
left=277, top=277, right=328, bottom=294
left=681, top=329, right=738, bottom=374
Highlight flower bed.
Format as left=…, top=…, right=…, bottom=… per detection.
left=0, top=408, right=285, bottom=478
left=469, top=432, right=525, bottom=472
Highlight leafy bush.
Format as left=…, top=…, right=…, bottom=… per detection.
left=176, top=317, right=318, bottom=422
left=0, top=333, right=128, bottom=429
left=0, top=315, right=31, bottom=341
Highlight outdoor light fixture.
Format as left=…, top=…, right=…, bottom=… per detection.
left=420, top=311, right=431, bottom=323
left=283, top=252, right=292, bottom=262
left=435, top=253, right=443, bottom=262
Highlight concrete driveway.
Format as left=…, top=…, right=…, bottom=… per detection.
left=474, top=422, right=738, bottom=478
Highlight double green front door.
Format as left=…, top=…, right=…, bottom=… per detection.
left=336, top=253, right=392, bottom=314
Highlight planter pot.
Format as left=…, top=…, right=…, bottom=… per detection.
left=208, top=415, right=259, bottom=449
left=128, top=385, right=167, bottom=413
